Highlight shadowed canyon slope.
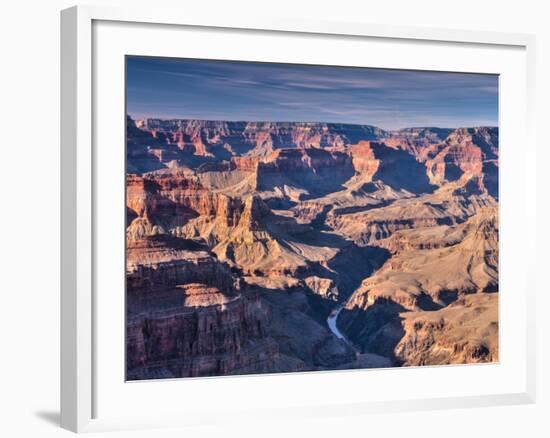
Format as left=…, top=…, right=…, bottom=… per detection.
left=126, top=117, right=499, bottom=379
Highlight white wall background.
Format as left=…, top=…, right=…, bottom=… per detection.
left=0, top=0, right=547, bottom=436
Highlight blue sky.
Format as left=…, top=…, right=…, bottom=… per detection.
left=126, top=56, right=498, bottom=130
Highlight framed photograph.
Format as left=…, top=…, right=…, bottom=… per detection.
left=61, top=5, right=536, bottom=432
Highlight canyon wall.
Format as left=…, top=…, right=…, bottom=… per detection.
left=126, top=116, right=499, bottom=378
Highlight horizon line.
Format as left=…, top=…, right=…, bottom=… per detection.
left=127, top=114, right=498, bottom=132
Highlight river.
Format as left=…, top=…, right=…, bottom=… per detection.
left=326, top=304, right=354, bottom=348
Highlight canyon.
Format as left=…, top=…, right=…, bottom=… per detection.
left=126, top=116, right=499, bottom=379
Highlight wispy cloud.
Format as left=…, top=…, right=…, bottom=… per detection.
left=126, top=56, right=498, bottom=130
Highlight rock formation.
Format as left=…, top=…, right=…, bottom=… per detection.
left=126, top=115, right=499, bottom=379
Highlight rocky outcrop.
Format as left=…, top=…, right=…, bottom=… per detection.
left=126, top=233, right=303, bottom=378
left=338, top=207, right=498, bottom=354
left=128, top=118, right=498, bottom=198
left=130, top=118, right=388, bottom=167
left=304, top=276, right=339, bottom=301
left=395, top=293, right=498, bottom=365
left=127, top=285, right=288, bottom=378
left=126, top=115, right=500, bottom=378
left=344, top=293, right=498, bottom=366
left=255, top=148, right=355, bottom=198
left=126, top=236, right=240, bottom=293
left=327, top=178, right=496, bottom=246
left=419, top=127, right=499, bottom=193
left=126, top=172, right=246, bottom=238
left=349, top=141, right=379, bottom=176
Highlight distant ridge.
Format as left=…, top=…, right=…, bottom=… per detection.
left=131, top=115, right=496, bottom=134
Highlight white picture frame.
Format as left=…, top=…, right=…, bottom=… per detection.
left=61, top=4, right=537, bottom=433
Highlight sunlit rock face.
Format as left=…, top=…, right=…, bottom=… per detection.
left=126, top=116, right=499, bottom=379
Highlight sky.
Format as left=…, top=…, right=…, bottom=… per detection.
left=126, top=56, right=498, bottom=131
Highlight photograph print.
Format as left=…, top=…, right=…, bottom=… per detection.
left=125, top=56, right=499, bottom=380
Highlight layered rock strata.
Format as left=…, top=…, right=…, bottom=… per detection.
left=126, top=115, right=500, bottom=378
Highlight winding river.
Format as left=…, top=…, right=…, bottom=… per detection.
left=326, top=304, right=354, bottom=348
left=325, top=247, right=391, bottom=353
